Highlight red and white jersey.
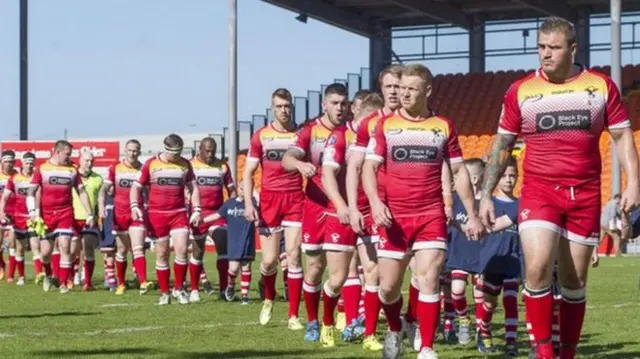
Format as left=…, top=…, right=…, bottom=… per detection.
left=291, top=117, right=335, bottom=206
left=4, top=173, right=34, bottom=216
left=135, top=155, right=195, bottom=213
left=32, top=162, right=82, bottom=211
left=190, top=157, right=234, bottom=212
left=354, top=109, right=386, bottom=152
left=498, top=67, right=630, bottom=187
left=105, top=160, right=143, bottom=213
left=366, top=111, right=463, bottom=217
left=0, top=170, right=17, bottom=214
left=323, top=121, right=369, bottom=214
left=247, top=122, right=302, bottom=192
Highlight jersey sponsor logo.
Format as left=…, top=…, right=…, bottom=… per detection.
left=455, top=211, right=469, bottom=224
left=386, top=128, right=402, bottom=135
left=197, top=176, right=222, bottom=186
left=536, top=110, right=591, bottom=132
left=118, top=178, right=134, bottom=188
left=157, top=177, right=183, bottom=186
left=523, top=93, right=543, bottom=103
left=391, top=145, right=438, bottom=163
left=264, top=150, right=287, bottom=161
left=585, top=86, right=598, bottom=99
left=328, top=135, right=337, bottom=145
left=265, top=149, right=286, bottom=161
left=48, top=176, right=72, bottom=185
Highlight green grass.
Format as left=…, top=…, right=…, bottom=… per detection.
left=0, top=255, right=638, bottom=358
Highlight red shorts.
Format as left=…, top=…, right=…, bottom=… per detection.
left=147, top=210, right=189, bottom=239
left=301, top=199, right=327, bottom=252
left=259, top=190, right=304, bottom=232
left=112, top=209, right=146, bottom=234
left=191, top=214, right=226, bottom=238
left=377, top=214, right=448, bottom=259
left=358, top=214, right=380, bottom=246
left=12, top=214, right=30, bottom=237
left=42, top=207, right=75, bottom=239
left=519, top=180, right=601, bottom=246
left=74, top=219, right=101, bottom=238
left=323, top=214, right=357, bottom=252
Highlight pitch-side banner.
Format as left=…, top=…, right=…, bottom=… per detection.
left=0, top=140, right=120, bottom=167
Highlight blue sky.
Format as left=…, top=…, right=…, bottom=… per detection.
left=0, top=1, right=638, bottom=141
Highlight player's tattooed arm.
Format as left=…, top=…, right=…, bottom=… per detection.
left=283, top=148, right=316, bottom=178
left=98, top=182, right=113, bottom=219
left=282, top=148, right=305, bottom=172
left=480, top=133, right=516, bottom=200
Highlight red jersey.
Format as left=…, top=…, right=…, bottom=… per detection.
left=498, top=67, right=630, bottom=187
left=32, top=162, right=82, bottom=211
left=323, top=121, right=369, bottom=214
left=0, top=170, right=17, bottom=214
left=366, top=111, right=463, bottom=217
left=247, top=122, right=302, bottom=192
left=136, top=155, right=195, bottom=213
left=190, top=157, right=234, bottom=212
left=4, top=172, right=33, bottom=216
left=291, top=117, right=335, bottom=207
left=355, top=109, right=392, bottom=200
left=105, top=160, right=143, bottom=213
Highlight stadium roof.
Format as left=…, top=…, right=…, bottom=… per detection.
left=263, top=0, right=640, bottom=37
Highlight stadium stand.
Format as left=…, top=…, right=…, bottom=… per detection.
left=236, top=64, right=640, bottom=203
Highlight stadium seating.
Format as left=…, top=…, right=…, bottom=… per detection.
left=236, top=64, right=640, bottom=204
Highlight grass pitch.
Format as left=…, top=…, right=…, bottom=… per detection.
left=0, top=255, right=638, bottom=358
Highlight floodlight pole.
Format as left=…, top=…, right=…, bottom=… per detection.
left=19, top=0, right=28, bottom=140
left=228, top=0, right=238, bottom=183
left=610, top=0, right=621, bottom=197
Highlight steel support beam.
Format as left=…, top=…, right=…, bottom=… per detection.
left=511, top=0, right=577, bottom=23
left=261, top=0, right=373, bottom=37
left=388, top=0, right=469, bottom=29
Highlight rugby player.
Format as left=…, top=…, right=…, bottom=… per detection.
left=445, top=158, right=486, bottom=346
left=131, top=134, right=202, bottom=305
left=27, top=140, right=96, bottom=293
left=0, top=152, right=38, bottom=285
left=346, top=65, right=401, bottom=348
left=0, top=150, right=17, bottom=281
left=243, top=88, right=305, bottom=329
left=189, top=137, right=235, bottom=302
left=99, top=139, right=153, bottom=295
left=322, top=92, right=384, bottom=350
left=71, top=151, right=103, bottom=291
left=363, top=64, right=484, bottom=359
left=282, top=83, right=349, bottom=343
left=479, top=16, right=640, bottom=359
left=474, top=156, right=521, bottom=355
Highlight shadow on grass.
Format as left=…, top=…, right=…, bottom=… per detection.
left=0, top=311, right=100, bottom=320
left=31, top=348, right=161, bottom=357
left=170, top=349, right=341, bottom=359
left=579, top=341, right=640, bottom=358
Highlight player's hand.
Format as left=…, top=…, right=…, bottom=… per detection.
left=85, top=215, right=96, bottom=228
left=371, top=200, right=392, bottom=228
left=296, top=162, right=316, bottom=178
left=99, top=206, right=108, bottom=219
left=244, top=204, right=259, bottom=222
left=0, top=212, right=9, bottom=225
left=591, top=251, right=600, bottom=268
left=444, top=206, right=453, bottom=226
left=620, top=184, right=640, bottom=213
left=131, top=206, right=143, bottom=222
left=478, top=197, right=496, bottom=230
left=465, top=214, right=485, bottom=241
left=349, top=207, right=365, bottom=235
left=337, top=204, right=350, bottom=225
left=189, top=211, right=202, bottom=226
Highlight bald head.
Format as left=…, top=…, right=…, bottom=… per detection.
left=199, top=137, right=217, bottom=163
